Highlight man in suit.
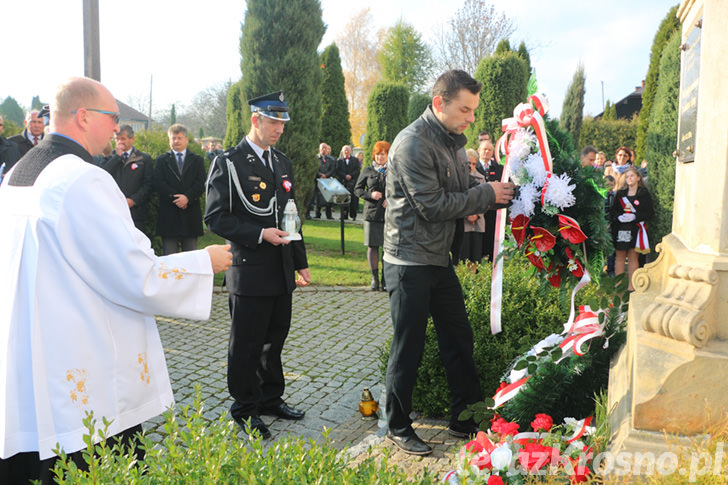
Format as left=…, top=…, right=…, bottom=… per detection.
left=477, top=138, right=503, bottom=262
left=99, top=124, right=153, bottom=232
left=205, top=91, right=311, bottom=440
left=336, top=145, right=360, bottom=220
left=314, top=143, right=336, bottom=219
left=153, top=124, right=206, bottom=254
left=8, top=110, right=45, bottom=162
left=0, top=116, right=20, bottom=181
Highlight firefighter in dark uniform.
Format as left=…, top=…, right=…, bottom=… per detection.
left=204, top=91, right=311, bottom=440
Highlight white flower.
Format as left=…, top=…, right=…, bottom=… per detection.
left=509, top=183, right=540, bottom=218
left=490, top=444, right=514, bottom=470
left=524, top=154, right=548, bottom=187
left=510, top=129, right=536, bottom=162
left=533, top=333, right=565, bottom=354
left=543, top=173, right=576, bottom=209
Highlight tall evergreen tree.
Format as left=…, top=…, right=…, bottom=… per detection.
left=363, top=82, right=409, bottom=161
left=31, top=96, right=44, bottom=111
left=635, top=5, right=680, bottom=163
left=494, top=38, right=511, bottom=56
left=465, top=51, right=529, bottom=147
left=320, top=43, right=351, bottom=154
left=170, top=104, right=177, bottom=125
left=517, top=41, right=531, bottom=74
left=601, top=100, right=617, bottom=121
left=378, top=20, right=433, bottom=93
left=233, top=0, right=326, bottom=214
left=407, top=92, right=431, bottom=123
left=560, top=63, right=586, bottom=148
left=224, top=81, right=246, bottom=148
left=0, top=96, right=25, bottom=125
left=645, top=30, right=681, bottom=248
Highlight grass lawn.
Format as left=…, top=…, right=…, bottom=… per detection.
left=198, top=219, right=371, bottom=287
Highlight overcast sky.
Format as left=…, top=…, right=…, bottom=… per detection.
left=2, top=0, right=678, bottom=122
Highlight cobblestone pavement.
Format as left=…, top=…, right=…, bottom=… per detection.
left=145, top=286, right=462, bottom=480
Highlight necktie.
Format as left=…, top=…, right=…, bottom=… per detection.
left=122, top=153, right=129, bottom=162
left=176, top=152, right=184, bottom=173
left=263, top=150, right=271, bottom=172
left=33, top=136, right=38, bottom=146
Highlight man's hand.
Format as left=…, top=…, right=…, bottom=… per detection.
left=126, top=197, right=135, bottom=208
left=296, top=268, right=311, bottom=286
left=205, top=244, right=232, bottom=273
left=345, top=174, right=352, bottom=181
left=466, top=214, right=479, bottom=223
left=173, top=194, right=189, bottom=209
left=489, top=182, right=516, bottom=205
left=262, top=227, right=291, bottom=246
left=371, top=191, right=382, bottom=201
left=321, top=174, right=327, bottom=179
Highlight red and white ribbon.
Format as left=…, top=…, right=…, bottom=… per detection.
left=493, top=376, right=532, bottom=408
left=560, top=305, right=604, bottom=358
left=635, top=221, right=650, bottom=253
left=566, top=417, right=593, bottom=443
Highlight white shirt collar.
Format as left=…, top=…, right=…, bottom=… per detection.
left=246, top=136, right=268, bottom=161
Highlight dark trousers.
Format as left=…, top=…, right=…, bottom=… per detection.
left=383, top=261, right=482, bottom=436
left=162, top=236, right=197, bottom=255
left=228, top=293, right=292, bottom=418
left=0, top=424, right=143, bottom=485
left=341, top=194, right=358, bottom=219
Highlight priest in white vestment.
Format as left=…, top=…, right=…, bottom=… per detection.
left=0, top=77, right=231, bottom=483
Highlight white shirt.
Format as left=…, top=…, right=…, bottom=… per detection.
left=0, top=154, right=214, bottom=459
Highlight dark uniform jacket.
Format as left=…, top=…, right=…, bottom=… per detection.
left=153, top=149, right=205, bottom=238
left=204, top=139, right=308, bottom=296
left=336, top=156, right=360, bottom=191
left=0, top=136, right=20, bottom=176
left=354, top=164, right=386, bottom=222
left=8, top=130, right=42, bottom=159
left=99, top=148, right=153, bottom=227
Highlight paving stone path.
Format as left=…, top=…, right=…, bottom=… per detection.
left=145, top=286, right=463, bottom=480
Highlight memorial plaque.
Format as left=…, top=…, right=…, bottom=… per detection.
left=678, top=20, right=701, bottom=163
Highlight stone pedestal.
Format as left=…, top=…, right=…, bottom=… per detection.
left=608, top=0, right=728, bottom=455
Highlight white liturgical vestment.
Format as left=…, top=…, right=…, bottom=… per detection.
left=0, top=150, right=214, bottom=460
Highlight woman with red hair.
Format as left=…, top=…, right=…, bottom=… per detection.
left=354, top=141, right=389, bottom=290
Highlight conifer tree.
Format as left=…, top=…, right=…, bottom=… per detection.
left=407, top=93, right=431, bottom=123
left=224, top=81, right=246, bottom=149
left=560, top=63, right=586, bottom=147
left=635, top=5, right=680, bottom=162
left=232, top=0, right=325, bottom=213
left=170, top=104, right=177, bottom=125
left=517, top=41, right=531, bottom=74
left=320, top=43, right=351, bottom=154
left=0, top=96, right=24, bottom=125
left=363, top=82, right=409, bottom=161
left=465, top=51, right=528, bottom=147
left=379, top=20, right=433, bottom=93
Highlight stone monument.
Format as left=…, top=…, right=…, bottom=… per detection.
left=608, top=0, right=728, bottom=454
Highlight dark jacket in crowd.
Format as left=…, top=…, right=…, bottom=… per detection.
left=354, top=164, right=386, bottom=222
left=99, top=148, right=154, bottom=229
left=153, top=150, right=206, bottom=238
left=0, top=136, right=20, bottom=176
left=336, top=156, right=360, bottom=191
left=8, top=130, right=41, bottom=159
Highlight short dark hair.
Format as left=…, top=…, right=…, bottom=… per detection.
left=118, top=124, right=134, bottom=138
left=581, top=145, right=597, bottom=157
left=432, top=70, right=481, bottom=104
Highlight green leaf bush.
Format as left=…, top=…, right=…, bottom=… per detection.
left=52, top=390, right=432, bottom=484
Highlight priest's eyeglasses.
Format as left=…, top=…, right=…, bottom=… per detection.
left=72, top=108, right=121, bottom=124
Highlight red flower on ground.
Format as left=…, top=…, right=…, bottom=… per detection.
left=510, top=214, right=530, bottom=248
left=529, top=226, right=556, bottom=252
left=491, top=417, right=520, bottom=437
left=557, top=214, right=588, bottom=244
left=518, top=442, right=559, bottom=472
left=487, top=475, right=504, bottom=485
left=530, top=413, right=554, bottom=432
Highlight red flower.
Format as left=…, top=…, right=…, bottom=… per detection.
left=529, top=226, right=556, bottom=252
left=510, top=214, right=530, bottom=248
left=530, top=413, right=554, bottom=432
left=518, top=442, right=559, bottom=472
left=565, top=247, right=584, bottom=278
left=487, top=476, right=504, bottom=485
left=491, top=417, right=519, bottom=437
left=570, top=466, right=590, bottom=483
left=525, top=243, right=546, bottom=271
left=557, top=214, right=587, bottom=244
left=547, top=263, right=563, bottom=288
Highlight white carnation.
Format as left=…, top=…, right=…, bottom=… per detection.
left=523, top=154, right=548, bottom=187
left=509, top=183, right=540, bottom=218
left=543, top=173, right=576, bottom=209
left=510, top=129, right=536, bottom=161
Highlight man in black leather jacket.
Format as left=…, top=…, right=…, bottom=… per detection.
left=382, top=70, right=515, bottom=456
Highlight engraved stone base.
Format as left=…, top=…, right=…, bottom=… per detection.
left=608, top=234, right=728, bottom=454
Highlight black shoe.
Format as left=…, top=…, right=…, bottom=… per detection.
left=260, top=402, right=305, bottom=420
left=327, top=216, right=334, bottom=220
left=448, top=421, right=478, bottom=439
left=315, top=213, right=321, bottom=218
left=386, top=430, right=432, bottom=455
left=370, top=278, right=379, bottom=291
left=234, top=415, right=271, bottom=439
left=305, top=214, right=312, bottom=220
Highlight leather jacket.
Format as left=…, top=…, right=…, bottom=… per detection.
left=384, top=106, right=496, bottom=267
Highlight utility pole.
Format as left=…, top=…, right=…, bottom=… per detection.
left=601, top=81, right=605, bottom=112
left=82, top=0, right=101, bottom=81
left=148, top=75, right=153, bottom=131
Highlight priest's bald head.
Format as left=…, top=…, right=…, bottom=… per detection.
left=50, top=77, right=120, bottom=156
